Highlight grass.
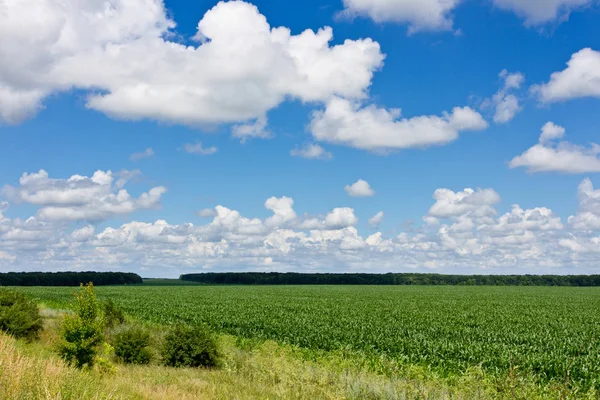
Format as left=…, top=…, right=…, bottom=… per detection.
left=19, top=285, right=600, bottom=392
left=0, top=309, right=546, bottom=400
left=7, top=285, right=600, bottom=398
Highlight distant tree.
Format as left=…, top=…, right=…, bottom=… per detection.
left=0, top=271, right=143, bottom=286
left=180, top=272, right=600, bottom=287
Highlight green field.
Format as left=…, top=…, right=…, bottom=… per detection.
left=19, top=285, right=600, bottom=392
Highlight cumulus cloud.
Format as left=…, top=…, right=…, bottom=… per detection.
left=0, top=0, right=384, bottom=127
left=427, top=187, right=500, bottom=220
left=323, top=208, right=359, bottom=229
left=264, top=196, right=297, bottom=228
left=368, top=211, right=384, bottom=227
left=290, top=144, right=332, bottom=160
left=183, top=142, right=218, bottom=155
left=345, top=179, right=375, bottom=197
left=509, top=122, right=600, bottom=173
left=129, top=148, right=154, bottom=161
left=1, top=169, right=166, bottom=221
left=71, top=225, right=95, bottom=242
left=311, top=97, right=488, bottom=152
left=539, top=122, right=566, bottom=144
left=2, top=172, right=599, bottom=274
left=568, top=178, right=600, bottom=231
left=534, top=48, right=600, bottom=103
left=492, top=0, right=593, bottom=25
left=482, top=69, right=525, bottom=124
left=339, top=0, right=460, bottom=33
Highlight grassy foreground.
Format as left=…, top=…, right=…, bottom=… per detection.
left=21, top=285, right=600, bottom=392
left=0, top=306, right=587, bottom=400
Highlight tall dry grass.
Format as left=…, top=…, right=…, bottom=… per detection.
left=0, top=333, right=116, bottom=399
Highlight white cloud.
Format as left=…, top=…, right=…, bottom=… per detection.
left=480, top=205, right=563, bottom=234
left=324, top=208, right=359, bottom=229
left=290, top=144, right=332, bottom=160
left=183, top=142, right=218, bottom=155
left=427, top=187, right=500, bottom=220
left=500, top=69, right=525, bottom=90
left=368, top=211, right=384, bottom=227
left=509, top=122, right=600, bottom=173
left=311, top=97, right=487, bottom=152
left=339, top=0, right=460, bottom=33
left=264, top=196, right=297, bottom=228
left=482, top=69, right=525, bottom=124
left=232, top=116, right=272, bottom=141
left=1, top=169, right=166, bottom=221
left=129, top=148, right=154, bottom=161
left=493, top=0, right=593, bottom=25
left=568, top=178, right=600, bottom=231
left=345, top=179, right=375, bottom=197
left=493, top=94, right=520, bottom=124
left=2, top=172, right=599, bottom=274
left=71, top=225, right=95, bottom=242
left=539, top=122, right=566, bottom=144
left=0, top=0, right=384, bottom=127
left=535, top=48, right=600, bottom=103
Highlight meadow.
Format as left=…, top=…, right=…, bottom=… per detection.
left=18, top=284, right=600, bottom=394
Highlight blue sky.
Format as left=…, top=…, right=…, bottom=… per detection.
left=1, top=0, right=600, bottom=276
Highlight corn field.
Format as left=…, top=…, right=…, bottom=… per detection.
left=20, top=285, right=600, bottom=392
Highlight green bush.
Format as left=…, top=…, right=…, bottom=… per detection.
left=113, top=325, right=151, bottom=364
left=161, top=325, right=218, bottom=368
left=57, top=283, right=104, bottom=369
left=0, top=289, right=42, bottom=340
left=103, top=299, right=125, bottom=328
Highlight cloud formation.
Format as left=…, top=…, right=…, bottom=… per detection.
left=2, top=168, right=599, bottom=275
left=493, top=0, right=593, bottom=25
left=339, top=0, right=460, bottom=33
left=0, top=0, right=384, bottom=127
left=311, top=97, right=488, bottom=152
left=510, top=122, right=600, bottom=174
left=183, top=142, right=218, bottom=156
left=345, top=179, right=375, bottom=197
left=1, top=170, right=166, bottom=221
left=482, top=69, right=525, bottom=124
left=535, top=48, right=600, bottom=103
left=368, top=211, right=384, bottom=227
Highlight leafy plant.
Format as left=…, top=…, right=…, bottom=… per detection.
left=0, top=289, right=42, bottom=340
left=113, top=325, right=152, bottom=364
left=103, top=298, right=125, bottom=328
left=162, top=325, right=218, bottom=368
left=95, top=342, right=117, bottom=375
left=57, top=283, right=104, bottom=368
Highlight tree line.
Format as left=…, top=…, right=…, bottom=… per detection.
left=0, top=272, right=143, bottom=286
left=180, top=272, right=600, bottom=286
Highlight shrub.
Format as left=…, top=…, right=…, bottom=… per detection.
left=57, top=283, right=104, bottom=368
left=103, top=299, right=125, bottom=328
left=113, top=325, right=152, bottom=365
left=0, top=289, right=42, bottom=340
left=162, top=325, right=218, bottom=368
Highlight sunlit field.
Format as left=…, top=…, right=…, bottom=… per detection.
left=20, top=285, right=600, bottom=393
